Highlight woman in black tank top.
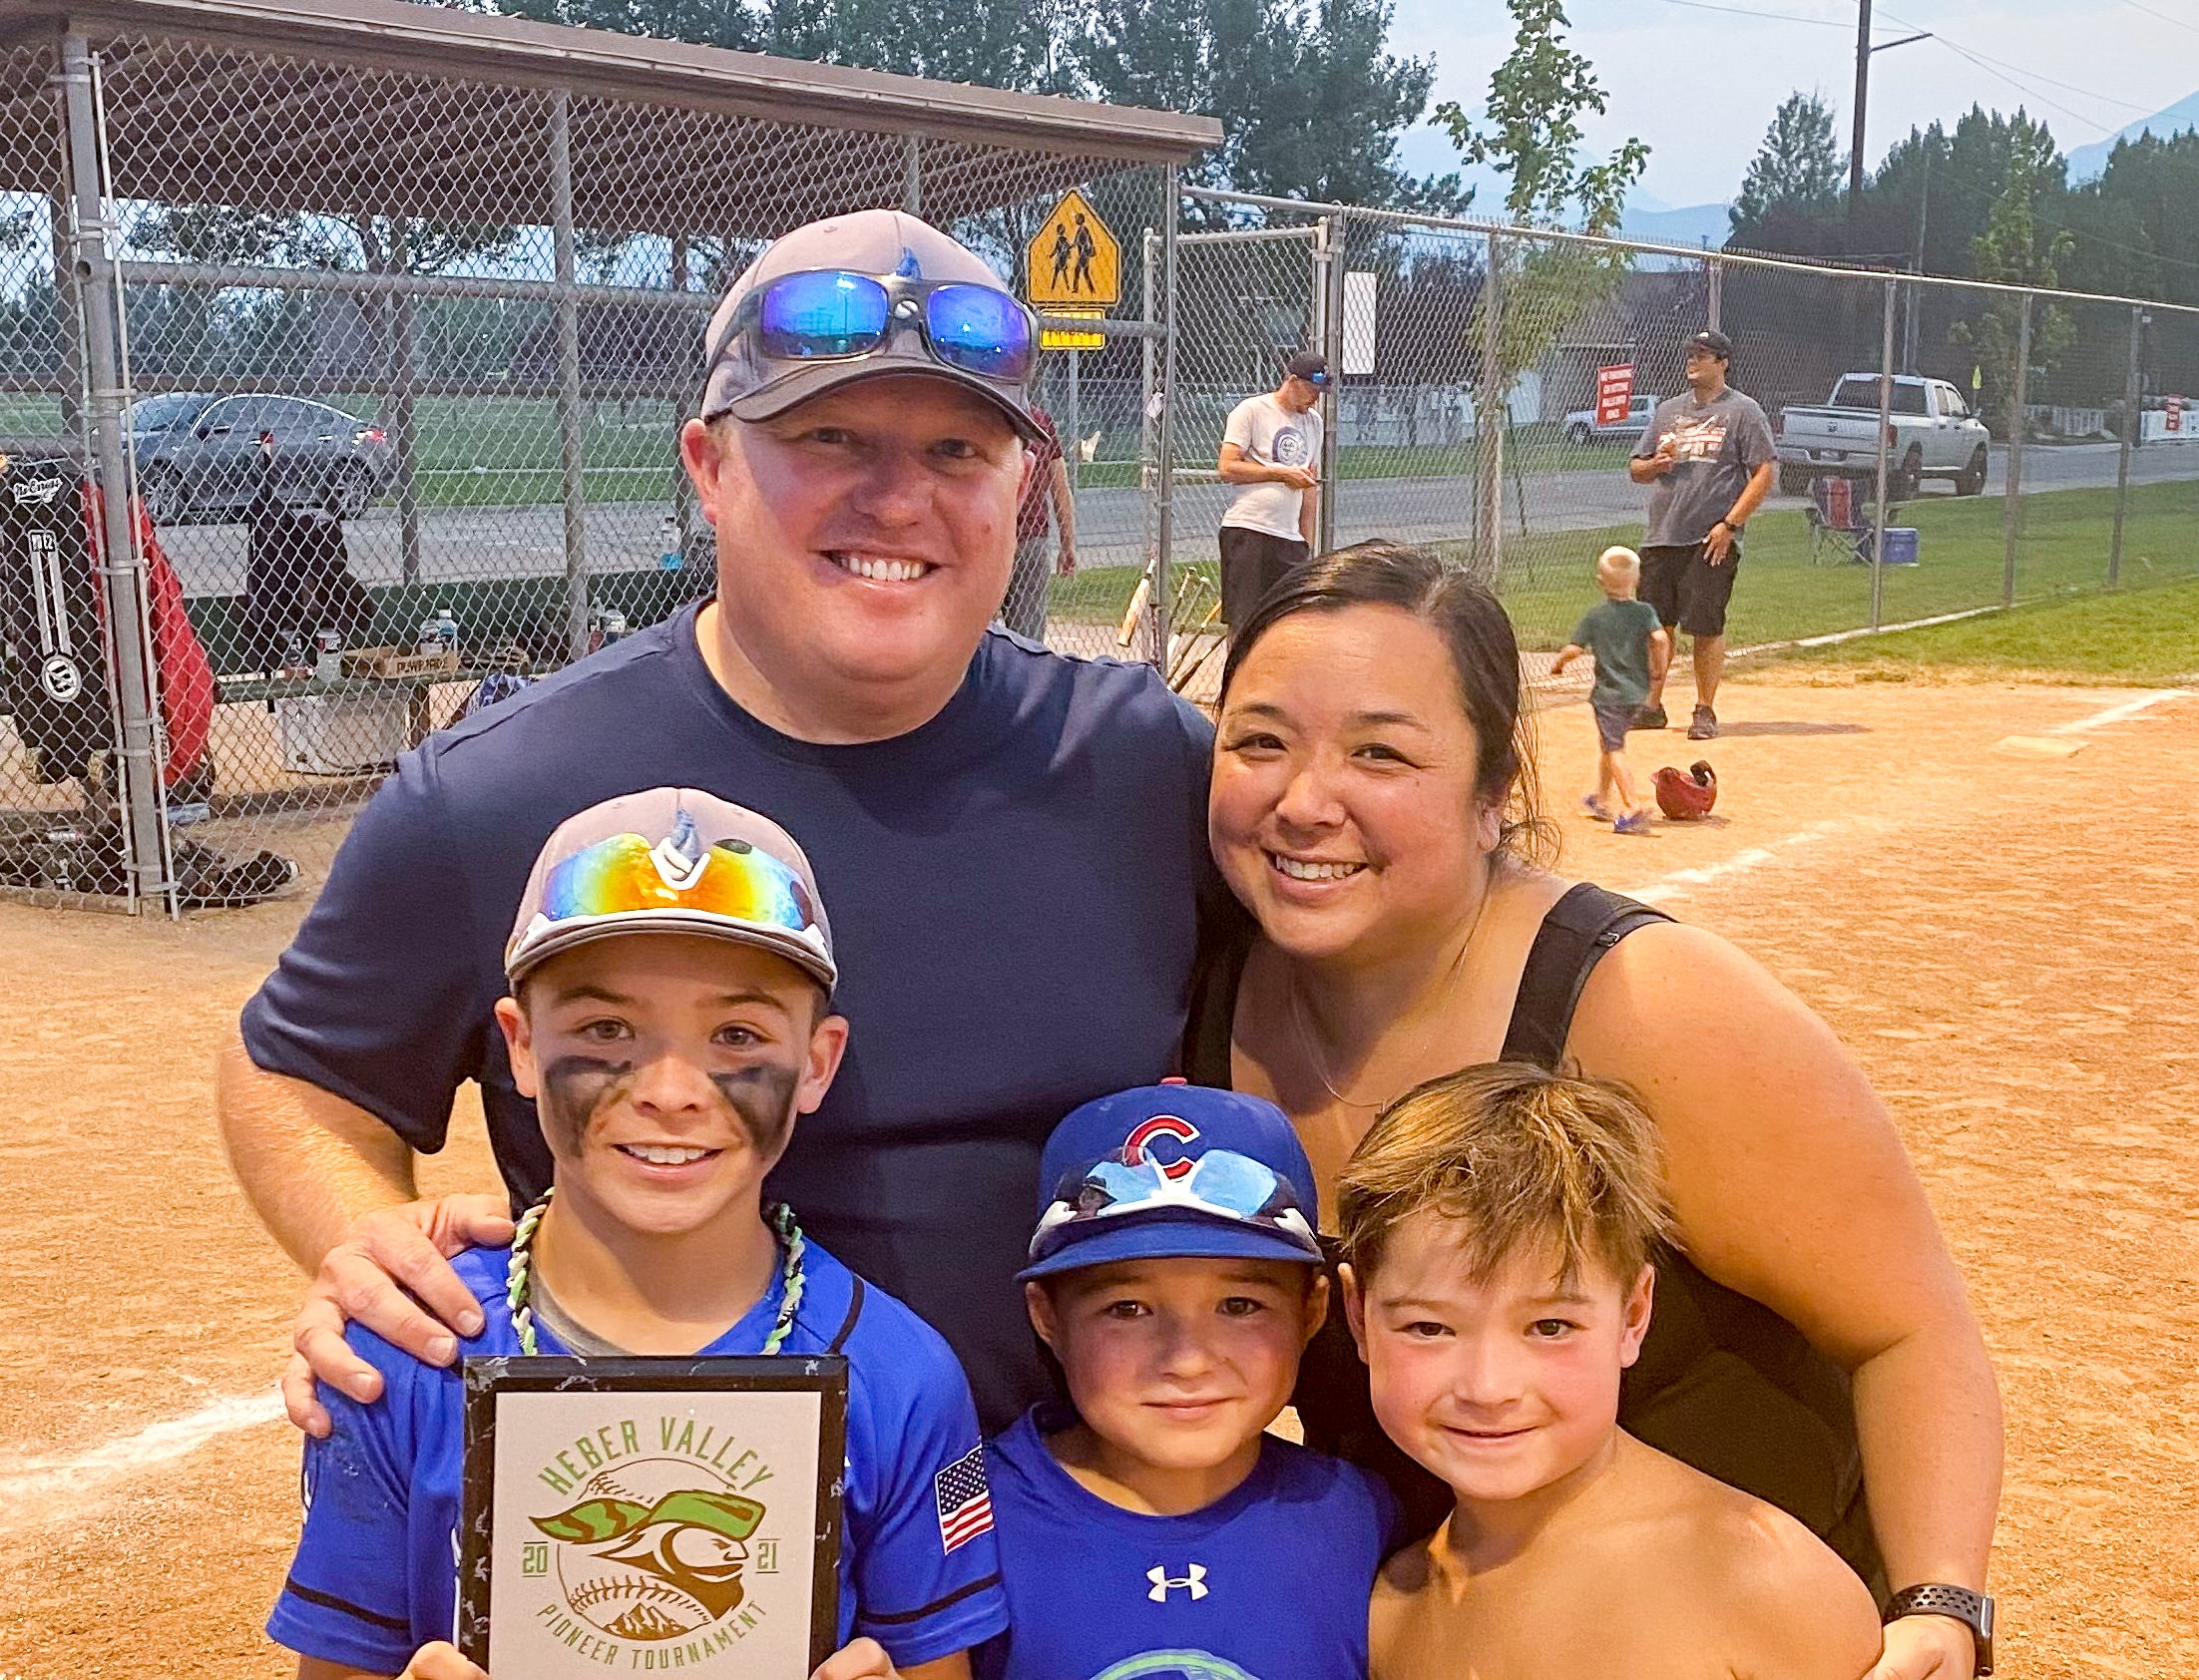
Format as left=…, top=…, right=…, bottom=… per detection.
left=1190, top=544, right=1999, bottom=1679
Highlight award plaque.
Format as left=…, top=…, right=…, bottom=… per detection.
left=460, top=1356, right=847, bottom=1676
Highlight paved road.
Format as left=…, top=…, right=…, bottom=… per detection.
left=161, top=440, right=2197, bottom=598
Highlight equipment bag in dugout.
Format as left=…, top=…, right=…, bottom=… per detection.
left=0, top=442, right=216, bottom=789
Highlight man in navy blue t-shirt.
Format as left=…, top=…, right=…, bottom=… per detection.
left=220, top=209, right=1220, bottom=1439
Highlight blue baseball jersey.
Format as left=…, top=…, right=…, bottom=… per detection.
left=977, top=1408, right=1398, bottom=1680
left=268, top=1240, right=1007, bottom=1674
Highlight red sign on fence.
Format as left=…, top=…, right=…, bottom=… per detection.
left=1595, top=363, right=1635, bottom=427
left=2168, top=395, right=2183, bottom=432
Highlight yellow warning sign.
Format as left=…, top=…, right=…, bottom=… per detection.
left=1041, top=306, right=1105, bottom=351
left=1027, top=189, right=1121, bottom=310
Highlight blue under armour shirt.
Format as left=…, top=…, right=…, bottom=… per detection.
left=977, top=1407, right=1397, bottom=1680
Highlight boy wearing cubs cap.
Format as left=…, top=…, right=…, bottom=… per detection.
left=978, top=1083, right=1397, bottom=1680
left=268, top=788, right=1007, bottom=1680
left=1342, top=1064, right=1881, bottom=1680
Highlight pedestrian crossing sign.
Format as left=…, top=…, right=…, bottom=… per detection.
left=1027, top=188, right=1121, bottom=310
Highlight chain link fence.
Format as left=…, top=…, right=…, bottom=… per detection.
left=1133, top=190, right=2199, bottom=688
left=0, top=9, right=1189, bottom=911
left=6, top=7, right=2195, bottom=917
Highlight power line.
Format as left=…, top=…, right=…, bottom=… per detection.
left=1648, top=0, right=1874, bottom=31
left=1894, top=32, right=2123, bottom=138
left=2113, top=0, right=2199, bottom=34
left=1877, top=10, right=2159, bottom=121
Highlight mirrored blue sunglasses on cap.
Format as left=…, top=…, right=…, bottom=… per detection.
left=718, top=269, right=1039, bottom=384
left=1028, top=1147, right=1322, bottom=1267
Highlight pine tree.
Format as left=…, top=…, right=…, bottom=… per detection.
left=1729, top=92, right=1844, bottom=242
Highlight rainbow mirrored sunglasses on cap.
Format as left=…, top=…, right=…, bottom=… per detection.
left=1028, top=1148, right=1322, bottom=1268
left=511, top=808, right=828, bottom=983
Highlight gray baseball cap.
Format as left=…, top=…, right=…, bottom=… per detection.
left=698, top=209, right=1044, bottom=441
left=506, top=788, right=835, bottom=991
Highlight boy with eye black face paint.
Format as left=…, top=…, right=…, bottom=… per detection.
left=268, top=788, right=1009, bottom=1680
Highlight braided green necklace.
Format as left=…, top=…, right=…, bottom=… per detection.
left=504, top=1186, right=808, bottom=1358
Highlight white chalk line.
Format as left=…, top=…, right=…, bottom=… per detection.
left=1618, top=822, right=1847, bottom=906
left=2049, top=688, right=2192, bottom=734
left=0, top=1386, right=283, bottom=1534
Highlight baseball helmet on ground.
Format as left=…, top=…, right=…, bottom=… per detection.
left=1653, top=760, right=1718, bottom=820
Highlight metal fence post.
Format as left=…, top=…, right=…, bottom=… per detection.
left=2109, top=303, right=2142, bottom=589
left=59, top=34, right=170, bottom=912
left=2001, top=292, right=2030, bottom=607
left=1870, top=276, right=1896, bottom=630
left=1480, top=230, right=1505, bottom=584
left=1152, top=166, right=1178, bottom=668
left=1706, top=256, right=1722, bottom=333
left=1318, top=210, right=1345, bottom=557
left=1139, top=225, right=1155, bottom=574
left=549, top=89, right=589, bottom=660
left=903, top=134, right=922, bottom=214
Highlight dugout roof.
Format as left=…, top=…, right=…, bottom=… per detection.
left=0, top=0, right=1218, bottom=233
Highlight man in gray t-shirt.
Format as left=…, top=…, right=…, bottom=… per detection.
left=1216, top=350, right=1327, bottom=627
left=1627, top=328, right=1775, bottom=740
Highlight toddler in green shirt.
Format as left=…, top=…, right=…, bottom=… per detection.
left=1550, top=546, right=1670, bottom=834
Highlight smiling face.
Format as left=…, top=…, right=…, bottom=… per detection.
left=1210, top=604, right=1502, bottom=965
left=494, top=934, right=847, bottom=1239
left=1345, top=1211, right=1652, bottom=1506
left=1029, top=1257, right=1325, bottom=1481
left=678, top=374, right=1030, bottom=725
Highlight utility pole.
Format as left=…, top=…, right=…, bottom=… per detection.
left=1850, top=0, right=1874, bottom=216
left=1904, top=145, right=1929, bottom=371
left=1850, top=3, right=1933, bottom=219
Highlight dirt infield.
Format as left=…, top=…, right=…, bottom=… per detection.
left=2, top=675, right=2193, bottom=1678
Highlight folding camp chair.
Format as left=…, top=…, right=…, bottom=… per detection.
left=1806, top=476, right=1876, bottom=566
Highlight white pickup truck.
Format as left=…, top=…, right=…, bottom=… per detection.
left=1776, top=373, right=1991, bottom=499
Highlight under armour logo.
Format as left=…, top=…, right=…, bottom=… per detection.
left=1146, top=1563, right=1208, bottom=1602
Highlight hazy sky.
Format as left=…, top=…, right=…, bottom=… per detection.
left=1389, top=0, right=2199, bottom=209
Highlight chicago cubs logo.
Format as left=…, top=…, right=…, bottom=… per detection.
left=1122, top=1113, right=1199, bottom=1181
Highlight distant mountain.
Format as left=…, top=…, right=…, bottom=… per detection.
left=2067, top=92, right=2199, bottom=181
left=1618, top=203, right=1732, bottom=250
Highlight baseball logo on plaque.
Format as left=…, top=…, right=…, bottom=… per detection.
left=460, top=1356, right=847, bottom=1675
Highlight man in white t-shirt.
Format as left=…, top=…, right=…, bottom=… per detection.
left=1216, top=350, right=1327, bottom=626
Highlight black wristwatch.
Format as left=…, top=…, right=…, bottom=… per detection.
left=1713, top=517, right=1743, bottom=534
left=1884, top=1583, right=1994, bottom=1675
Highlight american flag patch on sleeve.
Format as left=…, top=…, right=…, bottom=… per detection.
left=934, top=1446, right=994, bottom=1555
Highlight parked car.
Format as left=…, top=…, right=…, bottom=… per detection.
left=1562, top=392, right=1659, bottom=445
left=127, top=393, right=395, bottom=523
left=1776, top=374, right=1990, bottom=499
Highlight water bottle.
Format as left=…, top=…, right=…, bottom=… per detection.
left=601, top=609, right=628, bottom=642
left=435, top=609, right=459, bottom=657
left=418, top=613, right=442, bottom=654
left=658, top=513, right=681, bottom=573
left=314, top=628, right=344, bottom=683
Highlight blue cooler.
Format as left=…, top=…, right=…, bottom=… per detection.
left=1876, top=528, right=1920, bottom=565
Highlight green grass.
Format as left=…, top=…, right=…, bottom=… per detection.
left=0, top=392, right=686, bottom=510
left=1762, top=574, right=2199, bottom=686
left=1073, top=428, right=1626, bottom=490
left=1047, top=478, right=2199, bottom=660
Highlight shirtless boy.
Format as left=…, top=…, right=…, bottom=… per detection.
left=1338, top=1063, right=1883, bottom=1680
